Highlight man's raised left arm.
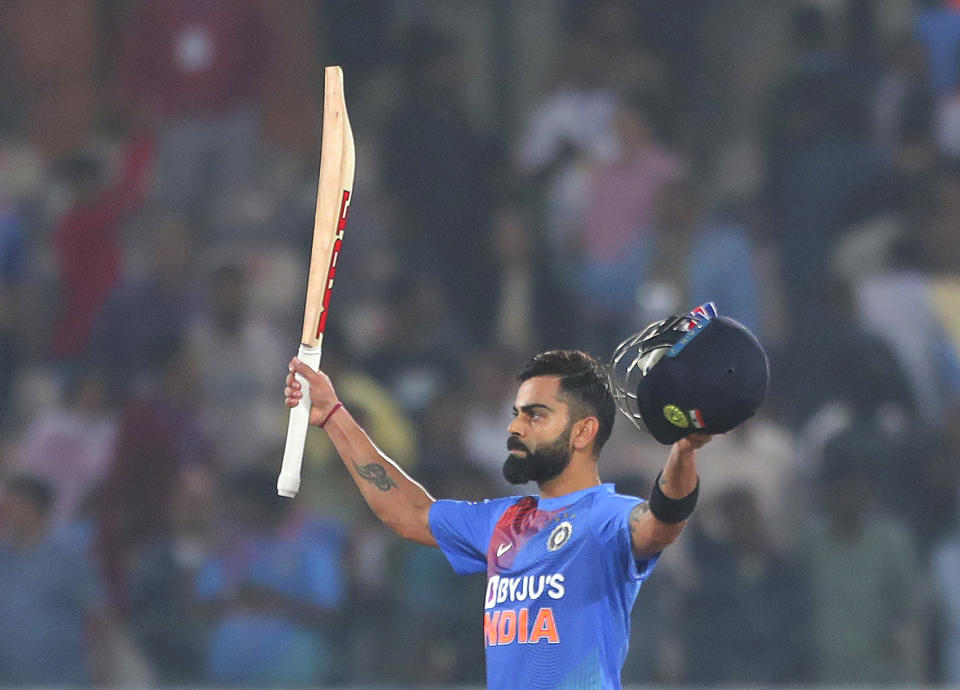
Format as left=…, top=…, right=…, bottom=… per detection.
left=629, top=434, right=711, bottom=559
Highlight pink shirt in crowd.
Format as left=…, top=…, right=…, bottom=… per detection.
left=583, top=147, right=684, bottom=262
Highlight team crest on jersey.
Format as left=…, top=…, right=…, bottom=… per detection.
left=547, top=521, right=573, bottom=551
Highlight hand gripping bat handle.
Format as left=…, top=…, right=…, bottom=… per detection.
left=277, top=343, right=323, bottom=497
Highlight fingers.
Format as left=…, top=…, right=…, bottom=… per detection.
left=284, top=365, right=303, bottom=406
left=686, top=433, right=714, bottom=449
left=674, top=433, right=713, bottom=453
left=285, top=357, right=336, bottom=408
left=284, top=382, right=302, bottom=406
left=288, top=356, right=317, bottom=379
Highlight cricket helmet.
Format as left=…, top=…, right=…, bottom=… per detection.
left=609, top=303, right=769, bottom=444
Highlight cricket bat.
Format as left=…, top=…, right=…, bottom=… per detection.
left=277, top=66, right=355, bottom=498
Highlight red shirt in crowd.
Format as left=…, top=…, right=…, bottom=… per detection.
left=53, top=134, right=154, bottom=358
left=120, top=0, right=273, bottom=118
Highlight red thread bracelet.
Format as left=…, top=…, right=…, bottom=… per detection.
left=319, top=401, right=343, bottom=428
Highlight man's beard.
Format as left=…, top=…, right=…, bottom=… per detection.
left=503, top=430, right=572, bottom=485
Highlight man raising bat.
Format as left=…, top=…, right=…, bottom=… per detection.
left=284, top=305, right=768, bottom=689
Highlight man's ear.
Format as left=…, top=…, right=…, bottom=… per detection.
left=572, top=416, right=600, bottom=451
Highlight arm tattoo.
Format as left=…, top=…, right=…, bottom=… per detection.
left=630, top=502, right=650, bottom=525
left=353, top=461, right=398, bottom=491
left=658, top=474, right=668, bottom=488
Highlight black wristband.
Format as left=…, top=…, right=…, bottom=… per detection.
left=648, top=471, right=699, bottom=524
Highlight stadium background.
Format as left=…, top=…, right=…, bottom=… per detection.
left=1, top=0, right=960, bottom=687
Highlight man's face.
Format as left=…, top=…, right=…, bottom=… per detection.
left=503, top=377, right=574, bottom=485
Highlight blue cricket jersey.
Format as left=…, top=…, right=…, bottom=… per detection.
left=429, top=483, right=658, bottom=689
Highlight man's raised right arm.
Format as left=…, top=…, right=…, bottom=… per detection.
left=285, top=358, right=437, bottom=546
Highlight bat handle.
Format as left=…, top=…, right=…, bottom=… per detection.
left=277, top=343, right=323, bottom=497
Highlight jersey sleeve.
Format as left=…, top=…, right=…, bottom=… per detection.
left=429, top=498, right=505, bottom=576
left=595, top=496, right=660, bottom=582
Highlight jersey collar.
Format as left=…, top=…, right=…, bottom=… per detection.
left=538, top=483, right=614, bottom=511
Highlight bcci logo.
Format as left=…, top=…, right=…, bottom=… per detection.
left=547, top=521, right=573, bottom=551
left=663, top=404, right=689, bottom=428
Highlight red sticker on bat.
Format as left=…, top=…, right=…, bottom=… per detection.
left=317, top=190, right=351, bottom=337
left=337, top=190, right=351, bottom=230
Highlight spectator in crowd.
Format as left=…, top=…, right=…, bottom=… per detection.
left=795, top=280, right=957, bottom=558
left=380, top=22, right=497, bottom=344
left=461, top=348, right=521, bottom=490
left=0, top=196, right=24, bottom=432
left=189, top=260, right=287, bottom=468
left=363, top=276, right=464, bottom=417
left=923, top=161, right=960, bottom=407
left=790, top=264, right=955, bottom=564
left=118, top=0, right=275, bottom=236
left=513, top=25, right=619, bottom=283
left=342, top=500, right=403, bottom=685
left=489, top=201, right=542, bottom=354
left=641, top=177, right=760, bottom=336
left=869, top=79, right=939, bottom=227
left=939, top=94, right=960, bottom=157
left=125, top=468, right=215, bottom=685
left=416, top=388, right=473, bottom=480
left=762, top=4, right=844, bottom=200
left=790, top=278, right=916, bottom=433
left=577, top=90, right=685, bottom=350
left=913, top=396, right=960, bottom=550
left=873, top=36, right=935, bottom=161
left=486, top=194, right=578, bottom=352
left=631, top=0, right=713, bottom=150
left=513, top=20, right=618, bottom=178
left=914, top=0, right=960, bottom=95
left=10, top=368, right=117, bottom=526
left=51, top=483, right=102, bottom=552
left=763, top=5, right=888, bottom=376
left=88, top=213, right=197, bottom=397
left=97, top=336, right=214, bottom=609
left=197, top=467, right=348, bottom=686
left=51, top=135, right=153, bottom=363
left=926, top=157, right=960, bottom=275
left=931, top=401, right=960, bottom=684
left=680, top=486, right=809, bottom=684
left=829, top=271, right=959, bottom=554
left=1, top=1, right=97, bottom=154
left=797, top=430, right=924, bottom=685
left=855, top=238, right=958, bottom=424
left=0, top=475, right=109, bottom=685
left=841, top=0, right=883, bottom=90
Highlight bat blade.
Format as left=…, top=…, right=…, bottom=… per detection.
left=278, top=66, right=355, bottom=498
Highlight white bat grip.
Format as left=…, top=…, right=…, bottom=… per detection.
left=277, top=343, right=323, bottom=497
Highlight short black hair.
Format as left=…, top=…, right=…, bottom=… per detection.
left=4, top=475, right=54, bottom=515
left=518, top=350, right=615, bottom=454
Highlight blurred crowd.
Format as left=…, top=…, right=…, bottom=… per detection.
left=1, top=0, right=960, bottom=687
